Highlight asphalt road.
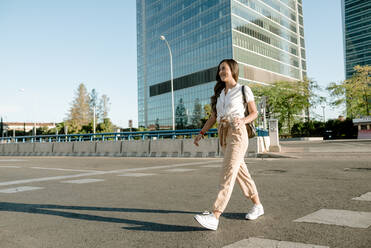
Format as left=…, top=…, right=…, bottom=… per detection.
left=0, top=140, right=370, bottom=248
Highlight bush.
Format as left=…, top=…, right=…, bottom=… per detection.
left=291, top=118, right=357, bottom=139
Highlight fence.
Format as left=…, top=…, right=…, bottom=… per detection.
left=0, top=128, right=269, bottom=144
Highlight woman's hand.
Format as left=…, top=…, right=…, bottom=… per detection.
left=233, top=117, right=246, bottom=126
left=193, top=134, right=204, bottom=146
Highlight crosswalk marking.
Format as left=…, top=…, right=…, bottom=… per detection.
left=118, top=173, right=156, bottom=177
left=0, top=186, right=43, bottom=194
left=352, top=192, right=371, bottom=201
left=223, top=237, right=329, bottom=248
left=62, top=179, right=104, bottom=184
left=294, top=209, right=371, bottom=228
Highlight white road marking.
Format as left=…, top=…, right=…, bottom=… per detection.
left=0, top=161, right=216, bottom=187
left=0, top=159, right=27, bottom=162
left=118, top=173, right=156, bottom=177
left=352, top=192, right=371, bottom=201
left=294, top=209, right=371, bottom=228
left=62, top=179, right=104, bottom=184
left=0, top=186, right=43, bottom=194
left=31, top=167, right=101, bottom=173
left=0, top=166, right=21, bottom=168
left=223, top=237, right=329, bottom=248
left=201, top=165, right=221, bottom=168
left=165, top=168, right=196, bottom=172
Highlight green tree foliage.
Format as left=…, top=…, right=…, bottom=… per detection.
left=96, top=118, right=115, bottom=133
left=201, top=104, right=218, bottom=129
left=191, top=98, right=203, bottom=129
left=251, top=79, right=324, bottom=133
left=175, top=98, right=187, bottom=129
left=327, top=65, right=371, bottom=118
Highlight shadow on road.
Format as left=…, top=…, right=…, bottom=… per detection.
left=0, top=202, right=205, bottom=232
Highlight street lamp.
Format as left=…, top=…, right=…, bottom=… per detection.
left=160, top=35, right=175, bottom=130
left=321, top=105, right=326, bottom=122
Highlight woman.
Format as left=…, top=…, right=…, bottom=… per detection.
left=193, top=59, right=263, bottom=231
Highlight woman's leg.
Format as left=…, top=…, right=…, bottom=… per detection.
left=236, top=162, right=259, bottom=202
left=212, top=126, right=248, bottom=218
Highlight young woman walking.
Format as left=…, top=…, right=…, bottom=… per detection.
left=193, top=59, right=263, bottom=231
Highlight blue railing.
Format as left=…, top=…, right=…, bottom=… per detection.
left=0, top=128, right=268, bottom=143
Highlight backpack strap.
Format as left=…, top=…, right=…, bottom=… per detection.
left=241, top=85, right=249, bottom=115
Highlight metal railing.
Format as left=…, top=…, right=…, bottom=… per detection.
left=0, top=128, right=269, bottom=143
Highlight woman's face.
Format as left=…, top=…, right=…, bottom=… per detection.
left=219, top=62, right=233, bottom=83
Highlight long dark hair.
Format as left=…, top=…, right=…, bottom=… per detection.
left=211, top=59, right=239, bottom=115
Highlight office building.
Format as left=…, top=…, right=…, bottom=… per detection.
left=137, top=0, right=306, bottom=128
left=342, top=0, right=370, bottom=79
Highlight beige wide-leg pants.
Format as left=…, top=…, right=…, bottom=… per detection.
left=213, top=120, right=259, bottom=213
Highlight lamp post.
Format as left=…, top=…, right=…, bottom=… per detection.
left=321, top=105, right=326, bottom=122
left=160, top=35, right=175, bottom=130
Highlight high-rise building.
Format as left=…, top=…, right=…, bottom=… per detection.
left=137, top=0, right=306, bottom=128
left=342, top=0, right=371, bottom=79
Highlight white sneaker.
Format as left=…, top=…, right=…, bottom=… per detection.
left=245, top=204, right=264, bottom=220
left=194, top=212, right=219, bottom=230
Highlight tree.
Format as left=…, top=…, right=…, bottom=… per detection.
left=96, top=118, right=115, bottom=133
left=251, top=79, right=324, bottom=133
left=67, top=83, right=91, bottom=133
left=175, top=98, right=187, bottom=129
left=98, top=94, right=110, bottom=122
left=191, top=98, right=203, bottom=128
left=327, top=65, right=371, bottom=118
left=201, top=104, right=218, bottom=129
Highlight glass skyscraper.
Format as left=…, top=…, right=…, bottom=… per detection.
left=137, top=0, right=306, bottom=128
left=341, top=0, right=370, bottom=79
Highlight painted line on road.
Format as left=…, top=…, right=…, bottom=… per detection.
left=31, top=167, right=102, bottom=173
left=0, top=161, right=218, bottom=187
left=62, top=179, right=104, bottom=184
left=201, top=165, right=221, bottom=168
left=165, top=168, right=196, bottom=172
left=223, top=237, right=329, bottom=248
left=0, top=186, right=43, bottom=194
left=0, top=166, right=21, bottom=168
left=293, top=209, right=371, bottom=228
left=118, top=173, right=156, bottom=177
left=352, top=192, right=371, bottom=201
left=0, top=159, right=27, bottom=162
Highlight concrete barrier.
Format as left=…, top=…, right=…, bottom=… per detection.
left=150, top=139, right=182, bottom=157
left=53, top=142, right=73, bottom=155
left=122, top=140, right=150, bottom=157
left=96, top=141, right=122, bottom=156
left=18, top=143, right=35, bottom=155
left=2, top=143, right=18, bottom=155
left=182, top=138, right=219, bottom=157
left=34, top=143, right=53, bottom=155
left=0, top=144, right=5, bottom=154
left=73, top=141, right=96, bottom=155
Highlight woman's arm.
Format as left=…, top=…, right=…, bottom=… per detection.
left=194, top=112, right=217, bottom=146
left=244, top=101, right=258, bottom=124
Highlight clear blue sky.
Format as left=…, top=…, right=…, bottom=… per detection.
left=0, top=0, right=344, bottom=128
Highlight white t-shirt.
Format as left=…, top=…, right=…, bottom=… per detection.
left=216, top=83, right=254, bottom=122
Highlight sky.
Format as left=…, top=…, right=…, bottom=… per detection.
left=0, top=0, right=345, bottom=128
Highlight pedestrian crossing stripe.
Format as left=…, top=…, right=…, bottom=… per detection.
left=294, top=209, right=371, bottom=228
left=223, top=237, right=329, bottom=248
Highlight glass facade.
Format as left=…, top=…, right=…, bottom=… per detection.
left=137, top=0, right=306, bottom=128
left=342, top=0, right=371, bottom=79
